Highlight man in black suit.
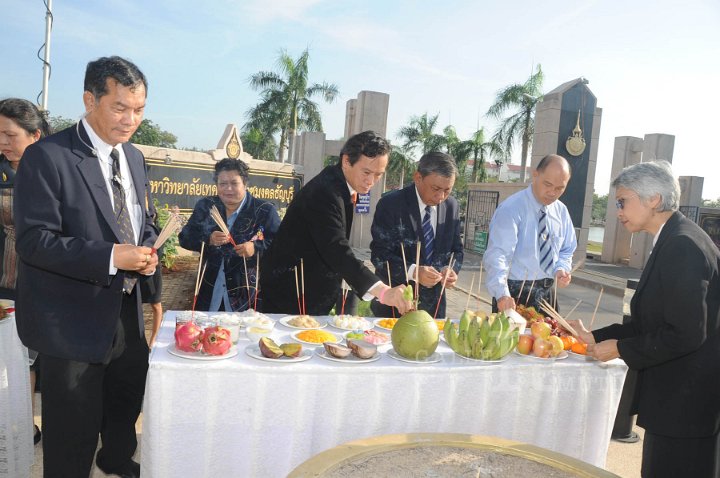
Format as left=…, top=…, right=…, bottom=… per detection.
left=14, top=56, right=157, bottom=478
left=573, top=160, right=720, bottom=477
left=370, top=152, right=463, bottom=318
left=261, top=131, right=412, bottom=316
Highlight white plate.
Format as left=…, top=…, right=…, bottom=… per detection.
left=291, top=330, right=341, bottom=346
left=167, top=344, right=238, bottom=361
left=373, top=318, right=396, bottom=331
left=244, top=344, right=313, bottom=363
left=0, top=299, right=14, bottom=308
left=327, top=316, right=374, bottom=331
left=453, top=352, right=510, bottom=364
left=279, top=315, right=326, bottom=330
left=513, top=350, right=568, bottom=361
left=316, top=349, right=381, bottom=364
left=387, top=349, right=442, bottom=364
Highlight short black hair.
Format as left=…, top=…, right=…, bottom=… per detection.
left=84, top=56, right=147, bottom=100
left=417, top=151, right=458, bottom=178
left=0, top=98, right=51, bottom=138
left=338, top=130, right=391, bottom=166
left=213, top=158, right=250, bottom=184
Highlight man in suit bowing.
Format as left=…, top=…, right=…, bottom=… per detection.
left=261, top=131, right=412, bottom=316
left=370, top=152, right=464, bottom=318
left=14, top=56, right=157, bottom=478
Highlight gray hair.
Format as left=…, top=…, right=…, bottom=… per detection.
left=417, top=151, right=458, bottom=178
left=611, top=160, right=680, bottom=212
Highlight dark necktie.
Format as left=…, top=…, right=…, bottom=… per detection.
left=110, top=148, right=137, bottom=293
left=538, top=206, right=553, bottom=276
left=422, top=205, right=434, bottom=264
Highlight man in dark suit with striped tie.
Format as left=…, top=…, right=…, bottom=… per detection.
left=370, top=152, right=464, bottom=318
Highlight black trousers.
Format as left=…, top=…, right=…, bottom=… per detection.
left=40, top=292, right=149, bottom=478
left=642, top=430, right=720, bottom=478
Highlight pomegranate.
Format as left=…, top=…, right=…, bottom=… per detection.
left=202, top=326, right=233, bottom=356
left=175, top=321, right=204, bottom=352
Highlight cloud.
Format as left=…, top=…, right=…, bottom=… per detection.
left=238, top=0, right=326, bottom=23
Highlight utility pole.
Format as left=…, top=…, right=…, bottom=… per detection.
left=40, top=0, right=53, bottom=111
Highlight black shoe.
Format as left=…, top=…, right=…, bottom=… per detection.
left=611, top=431, right=640, bottom=443
left=96, top=459, right=140, bottom=478
left=33, top=425, right=41, bottom=445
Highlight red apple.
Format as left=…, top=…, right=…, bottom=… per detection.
left=517, top=334, right=534, bottom=355
left=531, top=321, right=552, bottom=340
left=532, top=337, right=552, bottom=358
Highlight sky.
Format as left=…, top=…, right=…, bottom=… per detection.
left=3, top=0, right=720, bottom=198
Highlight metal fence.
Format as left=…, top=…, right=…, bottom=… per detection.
left=679, top=205, right=699, bottom=223
left=464, top=190, right=499, bottom=254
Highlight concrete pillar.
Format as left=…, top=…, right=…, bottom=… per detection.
left=601, top=136, right=643, bottom=264
left=679, top=176, right=704, bottom=208
left=295, top=132, right=326, bottom=191
left=628, top=134, right=675, bottom=268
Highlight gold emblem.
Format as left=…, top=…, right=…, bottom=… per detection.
left=226, top=129, right=242, bottom=159
left=565, top=109, right=586, bottom=157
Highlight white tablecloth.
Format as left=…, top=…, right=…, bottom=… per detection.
left=141, top=312, right=628, bottom=478
left=0, top=315, right=33, bottom=478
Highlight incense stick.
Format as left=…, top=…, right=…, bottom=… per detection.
left=192, top=242, right=205, bottom=314
left=414, top=241, right=421, bottom=308
left=253, top=256, right=260, bottom=311
left=465, top=273, right=476, bottom=311
left=564, top=299, right=583, bottom=320
left=433, top=256, right=455, bottom=319
left=476, top=262, right=483, bottom=311
left=294, top=266, right=302, bottom=314
left=386, top=261, right=396, bottom=318
left=400, top=244, right=409, bottom=284
left=570, top=258, right=586, bottom=275
left=209, top=205, right=237, bottom=246
left=242, top=256, right=251, bottom=306
left=300, top=258, right=306, bottom=315
left=192, top=262, right=208, bottom=317
left=517, top=269, right=528, bottom=305
left=589, top=287, right=604, bottom=330
left=525, top=280, right=535, bottom=306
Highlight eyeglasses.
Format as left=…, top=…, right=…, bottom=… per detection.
left=615, top=194, right=637, bottom=210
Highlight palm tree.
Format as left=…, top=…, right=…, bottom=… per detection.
left=486, top=65, right=544, bottom=182
left=246, top=48, right=339, bottom=162
left=241, top=127, right=277, bottom=161
left=439, top=125, right=472, bottom=175
left=466, top=128, right=505, bottom=182
left=385, top=145, right=415, bottom=190
left=397, top=113, right=445, bottom=156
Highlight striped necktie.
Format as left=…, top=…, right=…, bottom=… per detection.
left=538, top=206, right=553, bottom=276
left=110, top=148, right=137, bottom=293
left=422, top=205, right=434, bottom=264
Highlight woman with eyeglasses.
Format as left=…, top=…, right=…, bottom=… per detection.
left=571, top=160, right=720, bottom=477
left=179, top=158, right=280, bottom=312
left=0, top=98, right=51, bottom=445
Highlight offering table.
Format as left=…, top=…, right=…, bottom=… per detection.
left=141, top=312, right=627, bottom=478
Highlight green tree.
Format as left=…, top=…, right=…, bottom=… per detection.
left=48, top=115, right=76, bottom=133
left=703, top=198, right=720, bottom=208
left=486, top=65, right=544, bottom=182
left=466, top=128, right=505, bottom=183
left=592, top=193, right=608, bottom=224
left=397, top=112, right=445, bottom=156
left=131, top=119, right=177, bottom=148
left=246, top=48, right=339, bottom=162
left=241, top=127, right=277, bottom=161
left=439, top=125, right=472, bottom=175
left=385, top=146, right=415, bottom=190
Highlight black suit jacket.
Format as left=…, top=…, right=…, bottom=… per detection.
left=260, top=164, right=379, bottom=315
left=178, top=194, right=280, bottom=311
left=594, top=212, right=720, bottom=437
left=13, top=123, right=157, bottom=363
left=370, top=184, right=463, bottom=318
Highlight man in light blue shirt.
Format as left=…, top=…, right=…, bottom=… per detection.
left=483, top=154, right=576, bottom=312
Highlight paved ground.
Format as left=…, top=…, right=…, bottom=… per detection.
left=30, top=253, right=643, bottom=477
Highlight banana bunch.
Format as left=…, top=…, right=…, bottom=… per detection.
left=444, top=310, right=519, bottom=360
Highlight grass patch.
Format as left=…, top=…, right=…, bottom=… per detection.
left=587, top=241, right=602, bottom=254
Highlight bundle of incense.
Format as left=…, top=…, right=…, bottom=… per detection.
left=433, top=255, right=455, bottom=319
left=539, top=298, right=579, bottom=337
left=209, top=205, right=237, bottom=246
left=151, top=213, right=181, bottom=254
left=340, top=281, right=349, bottom=316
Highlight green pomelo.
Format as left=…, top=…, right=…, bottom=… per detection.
left=391, top=310, right=440, bottom=359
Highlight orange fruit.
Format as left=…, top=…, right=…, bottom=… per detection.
left=571, top=342, right=587, bottom=355
left=561, top=336, right=578, bottom=350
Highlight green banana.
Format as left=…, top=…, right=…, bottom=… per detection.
left=478, top=316, right=491, bottom=345
left=467, top=317, right=480, bottom=347
left=444, top=318, right=457, bottom=350
left=459, top=310, right=472, bottom=335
